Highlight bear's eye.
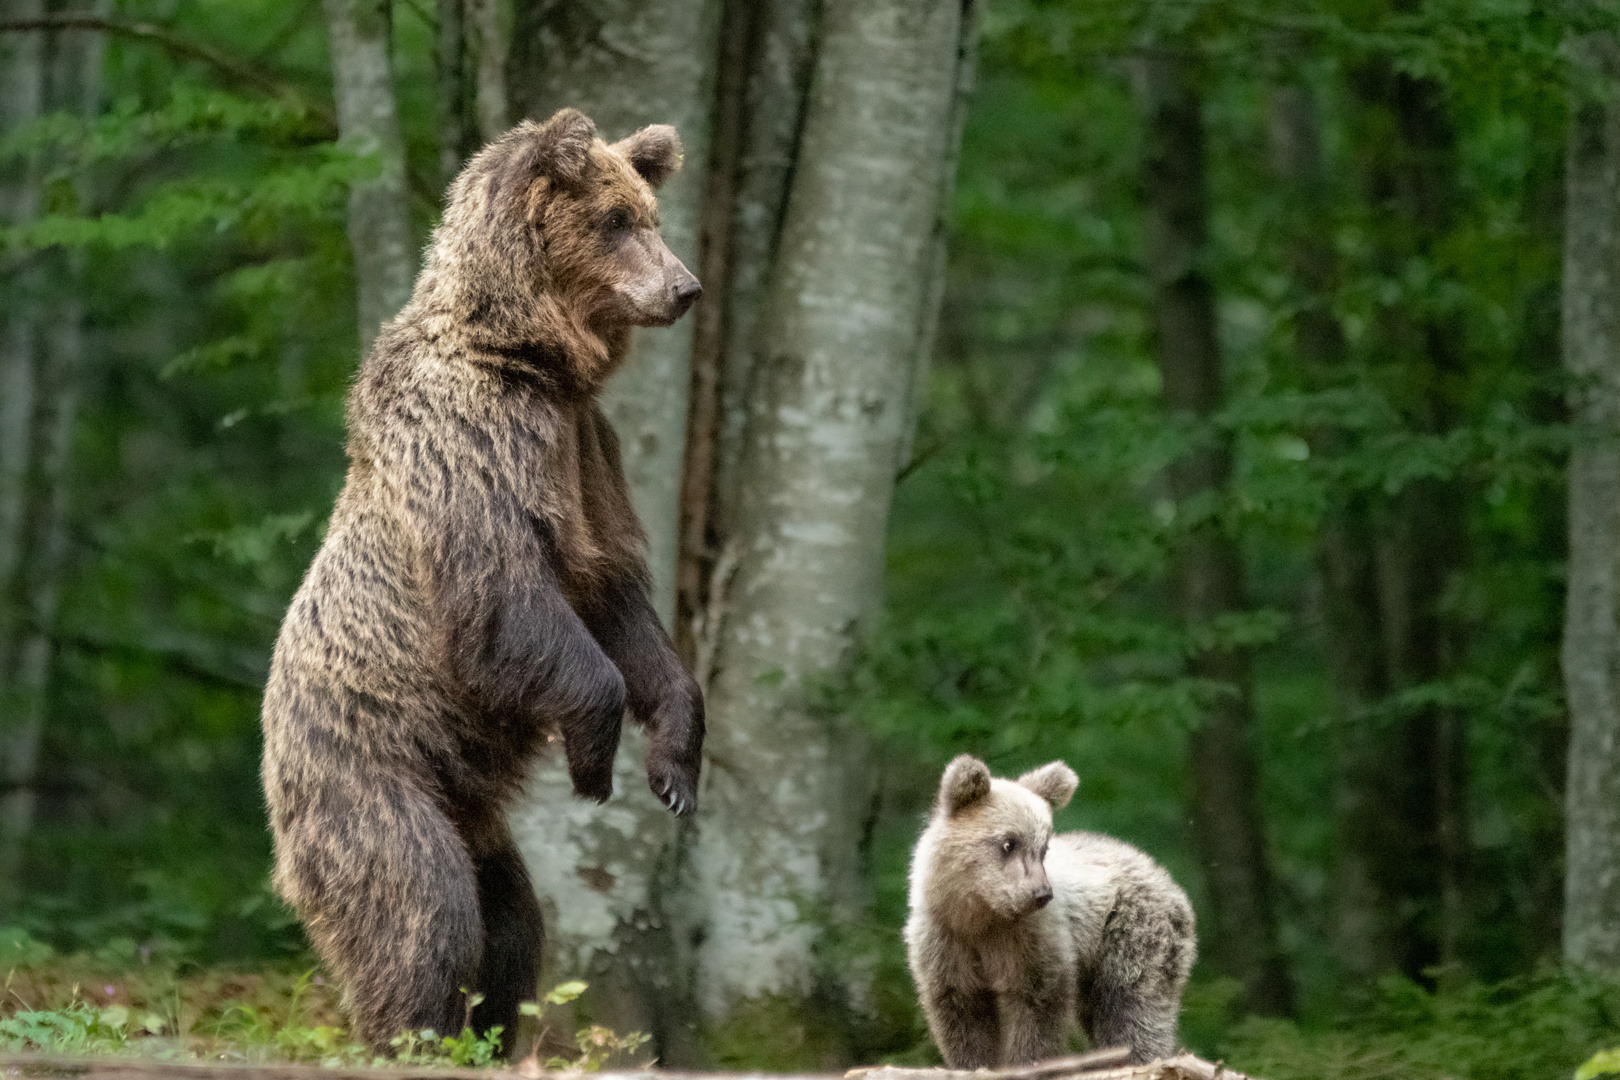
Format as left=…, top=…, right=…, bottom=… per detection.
left=604, top=207, right=632, bottom=233
left=1001, top=838, right=1017, bottom=855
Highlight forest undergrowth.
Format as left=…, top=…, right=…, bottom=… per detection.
left=4, top=926, right=1619, bottom=1078
left=0, top=928, right=647, bottom=1070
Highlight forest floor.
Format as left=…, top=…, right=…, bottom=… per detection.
left=4, top=931, right=1620, bottom=1080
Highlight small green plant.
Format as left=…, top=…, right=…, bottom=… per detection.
left=517, top=980, right=651, bottom=1072
left=389, top=988, right=504, bottom=1067
left=1578, top=1048, right=1620, bottom=1080
left=0, top=999, right=155, bottom=1053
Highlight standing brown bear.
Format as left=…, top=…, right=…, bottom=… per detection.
left=906, top=756, right=1195, bottom=1066
left=260, top=109, right=704, bottom=1055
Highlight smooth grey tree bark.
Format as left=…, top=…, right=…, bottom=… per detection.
left=502, top=0, right=721, bottom=1053
left=324, top=0, right=414, bottom=352
left=1562, top=30, right=1620, bottom=970
left=1133, top=48, right=1294, bottom=1016
left=683, top=0, right=974, bottom=1019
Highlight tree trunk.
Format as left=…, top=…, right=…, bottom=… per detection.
left=1266, top=78, right=1403, bottom=981
left=502, top=0, right=721, bottom=1056
left=0, top=3, right=101, bottom=914
left=1561, top=30, right=1620, bottom=971
left=673, top=0, right=749, bottom=668
left=0, top=0, right=45, bottom=916
left=682, top=0, right=973, bottom=1027
left=324, top=0, right=414, bottom=352
left=674, top=0, right=821, bottom=668
left=1344, top=57, right=1468, bottom=981
left=435, top=0, right=468, bottom=186
left=1132, top=48, right=1294, bottom=1017
left=465, top=0, right=506, bottom=143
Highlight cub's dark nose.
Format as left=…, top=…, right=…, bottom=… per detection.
left=672, top=275, right=702, bottom=316
left=1031, top=885, right=1054, bottom=909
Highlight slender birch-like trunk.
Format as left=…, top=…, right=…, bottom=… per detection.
left=684, top=0, right=973, bottom=1020
left=502, top=0, right=720, bottom=1054
left=1562, top=31, right=1620, bottom=970
left=1266, top=79, right=1401, bottom=980
left=1133, top=48, right=1293, bottom=1016
left=324, top=0, right=414, bottom=351
left=0, top=0, right=42, bottom=616
left=1342, top=57, right=1467, bottom=980
left=0, top=4, right=101, bottom=911
left=466, top=0, right=507, bottom=143
left=435, top=0, right=468, bottom=186
left=0, top=0, right=45, bottom=914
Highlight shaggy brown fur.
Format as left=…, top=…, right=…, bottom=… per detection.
left=260, top=109, right=704, bottom=1055
left=906, top=757, right=1196, bottom=1066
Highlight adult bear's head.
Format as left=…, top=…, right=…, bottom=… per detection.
left=412, top=109, right=701, bottom=386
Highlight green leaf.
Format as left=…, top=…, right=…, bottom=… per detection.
left=1577, top=1048, right=1620, bottom=1080
left=545, top=980, right=588, bottom=1005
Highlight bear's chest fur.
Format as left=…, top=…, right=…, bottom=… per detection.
left=515, top=397, right=645, bottom=606
left=935, top=913, right=1071, bottom=994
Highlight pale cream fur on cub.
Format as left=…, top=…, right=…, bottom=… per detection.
left=905, top=756, right=1196, bottom=1066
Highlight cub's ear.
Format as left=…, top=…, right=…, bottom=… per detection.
left=612, top=124, right=683, bottom=188
left=1017, top=761, right=1078, bottom=810
left=533, top=108, right=597, bottom=188
left=939, top=755, right=992, bottom=816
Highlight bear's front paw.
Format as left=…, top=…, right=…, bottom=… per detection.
left=568, top=757, right=615, bottom=804
left=646, top=754, right=699, bottom=817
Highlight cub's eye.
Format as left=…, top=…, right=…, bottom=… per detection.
left=605, top=207, right=632, bottom=233
left=1000, top=838, right=1017, bottom=855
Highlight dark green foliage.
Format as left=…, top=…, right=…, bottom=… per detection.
left=856, top=0, right=1587, bottom=1037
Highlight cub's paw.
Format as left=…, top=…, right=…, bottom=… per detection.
left=646, top=754, right=699, bottom=817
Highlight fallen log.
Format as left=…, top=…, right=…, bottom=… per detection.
left=846, top=1048, right=1133, bottom=1080
left=847, top=1050, right=1256, bottom=1080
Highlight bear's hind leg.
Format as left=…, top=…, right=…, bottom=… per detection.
left=469, top=835, right=544, bottom=1056
left=277, top=776, right=481, bottom=1054
left=1087, top=980, right=1178, bottom=1065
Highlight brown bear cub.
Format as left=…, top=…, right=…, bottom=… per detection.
left=260, top=109, right=705, bottom=1055
left=906, top=756, right=1195, bottom=1066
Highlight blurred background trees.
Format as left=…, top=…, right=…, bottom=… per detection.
left=0, top=0, right=1615, bottom=1073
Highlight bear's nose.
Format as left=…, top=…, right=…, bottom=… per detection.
left=1031, top=884, right=1053, bottom=909
left=672, top=275, right=703, bottom=313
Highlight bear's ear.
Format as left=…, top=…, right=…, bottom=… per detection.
left=532, top=108, right=597, bottom=189
left=612, top=124, right=683, bottom=188
left=1016, top=761, right=1078, bottom=810
left=939, top=755, right=992, bottom=816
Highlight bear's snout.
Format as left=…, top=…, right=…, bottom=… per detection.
left=671, top=271, right=702, bottom=317
left=1030, top=883, right=1054, bottom=909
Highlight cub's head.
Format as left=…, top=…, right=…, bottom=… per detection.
left=421, top=109, right=701, bottom=377
left=919, top=756, right=1079, bottom=926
